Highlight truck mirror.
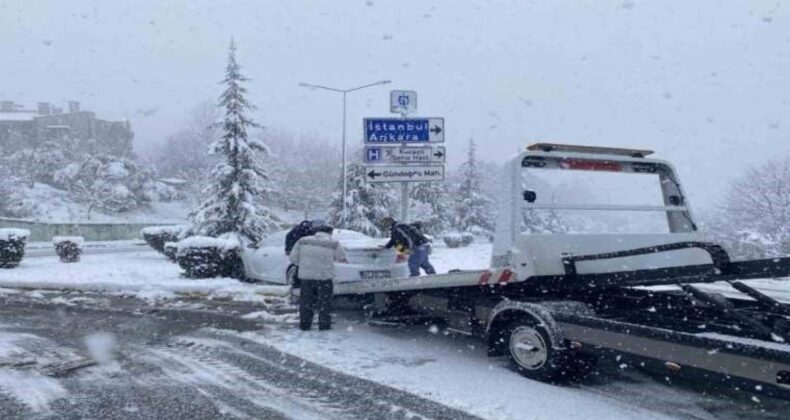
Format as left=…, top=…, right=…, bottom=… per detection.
left=668, top=195, right=682, bottom=206
left=523, top=190, right=537, bottom=203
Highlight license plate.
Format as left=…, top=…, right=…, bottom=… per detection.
left=360, top=270, right=391, bottom=279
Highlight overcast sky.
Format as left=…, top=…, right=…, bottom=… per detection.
left=2, top=0, right=789, bottom=209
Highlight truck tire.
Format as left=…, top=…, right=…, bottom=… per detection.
left=506, top=317, right=569, bottom=382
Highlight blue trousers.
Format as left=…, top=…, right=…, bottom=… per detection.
left=408, top=245, right=436, bottom=277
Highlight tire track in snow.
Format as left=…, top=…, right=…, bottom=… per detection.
left=142, top=341, right=332, bottom=419
left=167, top=329, right=482, bottom=420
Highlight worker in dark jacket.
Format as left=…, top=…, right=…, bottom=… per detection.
left=381, top=217, right=436, bottom=277
left=285, top=220, right=317, bottom=255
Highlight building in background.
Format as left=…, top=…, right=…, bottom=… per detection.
left=0, top=100, right=133, bottom=156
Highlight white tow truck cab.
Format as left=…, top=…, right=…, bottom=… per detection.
left=492, top=143, right=709, bottom=282
left=334, top=143, right=790, bottom=398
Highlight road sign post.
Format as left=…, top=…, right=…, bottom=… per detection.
left=364, top=90, right=446, bottom=222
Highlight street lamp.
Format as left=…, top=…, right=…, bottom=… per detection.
left=298, top=79, right=391, bottom=222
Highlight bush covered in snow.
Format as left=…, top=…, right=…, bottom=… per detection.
left=3, top=136, right=179, bottom=219
left=55, top=153, right=180, bottom=215
left=0, top=228, right=30, bottom=268
left=53, top=236, right=83, bottom=263
left=141, top=225, right=185, bottom=254
left=163, top=241, right=178, bottom=262
left=176, top=235, right=243, bottom=278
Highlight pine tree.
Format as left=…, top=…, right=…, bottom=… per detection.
left=455, top=138, right=495, bottom=236
left=329, top=160, right=396, bottom=237
left=188, top=40, right=277, bottom=243
left=410, top=181, right=453, bottom=235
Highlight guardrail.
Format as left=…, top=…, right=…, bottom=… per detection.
left=0, top=217, right=178, bottom=242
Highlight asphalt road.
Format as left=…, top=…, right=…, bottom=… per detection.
left=0, top=292, right=480, bottom=420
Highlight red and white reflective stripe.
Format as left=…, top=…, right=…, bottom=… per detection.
left=479, top=269, right=514, bottom=285
left=478, top=271, right=493, bottom=285
left=497, top=268, right=514, bottom=284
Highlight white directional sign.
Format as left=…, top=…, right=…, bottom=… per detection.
left=363, top=118, right=445, bottom=143
left=390, top=90, right=417, bottom=115
left=364, top=165, right=445, bottom=183
left=364, top=145, right=445, bottom=164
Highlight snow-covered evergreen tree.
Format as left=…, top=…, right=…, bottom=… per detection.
left=329, top=160, right=396, bottom=237
left=188, top=40, right=277, bottom=243
left=410, top=182, right=454, bottom=235
left=454, top=138, right=495, bottom=237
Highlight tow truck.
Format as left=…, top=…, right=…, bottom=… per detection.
left=333, top=143, right=790, bottom=398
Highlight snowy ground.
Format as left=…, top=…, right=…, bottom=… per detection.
left=0, top=246, right=288, bottom=302
left=1, top=240, right=789, bottom=419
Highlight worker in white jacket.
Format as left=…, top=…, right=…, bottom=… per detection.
left=289, top=223, right=347, bottom=331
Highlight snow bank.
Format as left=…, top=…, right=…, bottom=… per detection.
left=0, top=250, right=287, bottom=300
left=0, top=228, right=30, bottom=241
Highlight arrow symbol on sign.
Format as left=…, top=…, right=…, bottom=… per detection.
left=367, top=170, right=382, bottom=179
left=430, top=125, right=442, bottom=135
left=433, top=150, right=444, bottom=158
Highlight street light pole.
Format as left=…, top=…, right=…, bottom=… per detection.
left=341, top=91, right=347, bottom=218
left=299, top=79, right=391, bottom=223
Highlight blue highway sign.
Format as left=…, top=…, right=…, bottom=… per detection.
left=363, top=118, right=444, bottom=143
left=364, top=145, right=445, bottom=164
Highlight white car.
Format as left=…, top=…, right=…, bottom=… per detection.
left=240, top=229, right=409, bottom=285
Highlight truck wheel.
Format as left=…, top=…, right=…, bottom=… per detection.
left=507, top=318, right=568, bottom=382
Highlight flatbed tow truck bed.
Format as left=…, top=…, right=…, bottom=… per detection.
left=332, top=144, right=790, bottom=400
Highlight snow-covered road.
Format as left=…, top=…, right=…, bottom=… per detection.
left=0, top=292, right=476, bottom=419
left=1, top=289, right=786, bottom=420
left=1, top=241, right=789, bottom=419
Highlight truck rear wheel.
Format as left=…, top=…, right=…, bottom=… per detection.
left=506, top=318, right=569, bottom=382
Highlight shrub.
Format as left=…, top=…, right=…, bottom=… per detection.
left=442, top=232, right=475, bottom=248
left=141, top=225, right=184, bottom=254
left=163, top=242, right=178, bottom=262
left=0, top=228, right=30, bottom=268
left=53, top=236, right=83, bottom=263
left=176, top=236, right=241, bottom=278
